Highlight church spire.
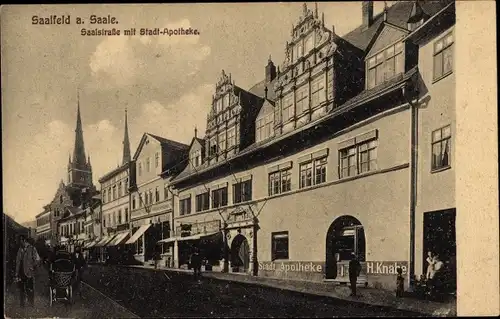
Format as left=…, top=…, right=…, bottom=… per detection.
left=73, top=90, right=86, bottom=165
left=122, top=108, right=131, bottom=164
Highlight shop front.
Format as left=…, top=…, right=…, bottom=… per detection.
left=94, top=234, right=117, bottom=263
left=225, top=206, right=257, bottom=275
left=164, top=220, right=223, bottom=271
left=105, top=228, right=131, bottom=264
left=127, top=214, right=170, bottom=265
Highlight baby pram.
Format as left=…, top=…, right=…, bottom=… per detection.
left=49, top=250, right=75, bottom=306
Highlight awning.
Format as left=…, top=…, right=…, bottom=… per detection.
left=125, top=224, right=151, bottom=245
left=84, top=239, right=98, bottom=249
left=157, top=231, right=220, bottom=244
left=106, top=232, right=130, bottom=247
left=94, top=235, right=115, bottom=247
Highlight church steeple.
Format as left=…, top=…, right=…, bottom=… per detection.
left=122, top=108, right=131, bottom=164
left=73, top=91, right=86, bottom=165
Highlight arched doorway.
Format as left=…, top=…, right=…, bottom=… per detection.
left=230, top=233, right=250, bottom=273
left=325, top=215, right=366, bottom=280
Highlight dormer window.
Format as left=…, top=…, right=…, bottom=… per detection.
left=366, top=42, right=404, bottom=90
left=408, top=18, right=424, bottom=31
left=256, top=113, right=274, bottom=143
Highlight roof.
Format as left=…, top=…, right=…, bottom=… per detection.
left=248, top=77, right=277, bottom=101
left=98, top=162, right=130, bottom=183
left=148, top=133, right=189, bottom=150
left=232, top=85, right=265, bottom=111
left=342, top=1, right=451, bottom=52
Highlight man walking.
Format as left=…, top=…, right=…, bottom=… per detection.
left=72, top=246, right=86, bottom=298
left=190, top=247, right=202, bottom=282
left=15, top=235, right=41, bottom=307
left=348, top=252, right=361, bottom=297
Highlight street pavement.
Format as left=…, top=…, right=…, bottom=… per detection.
left=83, top=264, right=422, bottom=318
left=4, top=266, right=138, bottom=319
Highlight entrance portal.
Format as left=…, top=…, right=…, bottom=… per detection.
left=230, top=234, right=250, bottom=273
left=325, top=216, right=366, bottom=280
left=423, top=209, right=456, bottom=294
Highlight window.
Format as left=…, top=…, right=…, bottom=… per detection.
left=180, top=197, right=191, bottom=216
left=102, top=190, right=106, bottom=204
left=155, top=187, right=160, bottom=202
left=272, top=232, right=289, bottom=260
left=139, top=194, right=143, bottom=207
left=118, top=210, right=122, bottom=225
left=125, top=208, right=129, bottom=223
left=195, top=192, right=210, bottom=212
left=149, top=190, right=153, bottom=205
left=294, top=42, right=304, bottom=62
left=295, top=85, right=309, bottom=115
left=339, top=139, right=378, bottom=178
left=256, top=113, right=274, bottom=142
left=227, top=128, right=236, bottom=149
left=233, top=180, right=252, bottom=204
left=155, top=152, right=159, bottom=168
left=144, top=191, right=149, bottom=205
left=431, top=125, right=451, bottom=171
left=218, top=132, right=226, bottom=152
left=112, top=186, right=116, bottom=200
left=125, top=178, right=129, bottom=194
left=138, top=162, right=142, bottom=176
left=305, top=33, right=314, bottom=53
left=108, top=187, right=111, bottom=202
left=132, top=196, right=136, bottom=210
left=274, top=99, right=282, bottom=125
left=164, top=184, right=169, bottom=200
left=212, top=187, right=228, bottom=208
left=191, top=149, right=201, bottom=168
left=299, top=162, right=313, bottom=188
left=118, top=182, right=122, bottom=197
left=433, top=32, right=454, bottom=80
left=268, top=168, right=292, bottom=196
left=282, top=94, right=294, bottom=122
left=314, top=157, right=327, bottom=185
left=146, top=157, right=151, bottom=172
left=113, top=212, right=116, bottom=226
left=311, top=75, right=326, bottom=108
left=103, top=218, right=106, bottom=228
left=367, top=42, right=404, bottom=89
left=209, top=137, right=217, bottom=156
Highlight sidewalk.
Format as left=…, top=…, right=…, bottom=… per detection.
left=128, top=264, right=456, bottom=317
left=4, top=268, right=138, bottom=319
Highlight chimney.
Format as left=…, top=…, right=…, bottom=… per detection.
left=265, top=55, right=277, bottom=83
left=362, top=1, right=374, bottom=29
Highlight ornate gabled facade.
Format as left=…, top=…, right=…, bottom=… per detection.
left=205, top=70, right=264, bottom=165
left=273, top=2, right=364, bottom=137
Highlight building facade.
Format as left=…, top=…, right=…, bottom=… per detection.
left=96, top=110, right=133, bottom=262
left=127, top=133, right=188, bottom=265
left=169, top=1, right=457, bottom=292
left=35, top=207, right=52, bottom=243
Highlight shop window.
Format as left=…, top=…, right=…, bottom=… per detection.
left=212, top=187, right=228, bottom=208
left=431, top=125, right=451, bottom=171
left=233, top=180, right=252, bottom=204
left=271, top=231, right=289, bottom=261
left=195, top=192, right=210, bottom=212
left=433, top=32, right=454, bottom=81
left=161, top=221, right=171, bottom=254
left=299, top=157, right=327, bottom=189
left=180, top=197, right=191, bottom=216
left=268, top=168, right=292, bottom=196
left=137, top=235, right=144, bottom=254
left=339, top=137, right=378, bottom=179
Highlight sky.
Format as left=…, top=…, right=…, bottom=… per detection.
left=1, top=2, right=390, bottom=224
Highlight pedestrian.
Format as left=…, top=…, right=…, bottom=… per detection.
left=430, top=253, right=445, bottom=299
left=190, top=247, right=202, bottom=281
left=396, top=267, right=405, bottom=297
left=153, top=247, right=161, bottom=270
left=426, top=251, right=436, bottom=281
left=348, top=252, right=361, bottom=297
left=72, top=246, right=86, bottom=298
left=15, top=235, right=41, bottom=307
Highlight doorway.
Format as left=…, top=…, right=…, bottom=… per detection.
left=325, top=215, right=366, bottom=280
left=423, top=209, right=456, bottom=294
left=230, top=233, right=250, bottom=273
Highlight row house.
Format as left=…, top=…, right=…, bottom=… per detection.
left=166, top=0, right=456, bottom=293
left=127, top=133, right=188, bottom=265
left=35, top=205, right=52, bottom=244
left=92, top=110, right=133, bottom=262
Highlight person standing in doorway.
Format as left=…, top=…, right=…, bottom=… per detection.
left=348, top=252, right=361, bottom=297
left=15, top=235, right=41, bottom=307
left=153, top=247, right=161, bottom=270
left=426, top=251, right=436, bottom=280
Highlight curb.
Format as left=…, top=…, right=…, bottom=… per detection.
left=116, top=264, right=455, bottom=317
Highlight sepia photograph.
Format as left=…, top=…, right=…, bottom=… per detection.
left=1, top=1, right=498, bottom=318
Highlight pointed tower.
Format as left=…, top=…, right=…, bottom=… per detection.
left=122, top=109, right=131, bottom=165
left=68, top=90, right=93, bottom=188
